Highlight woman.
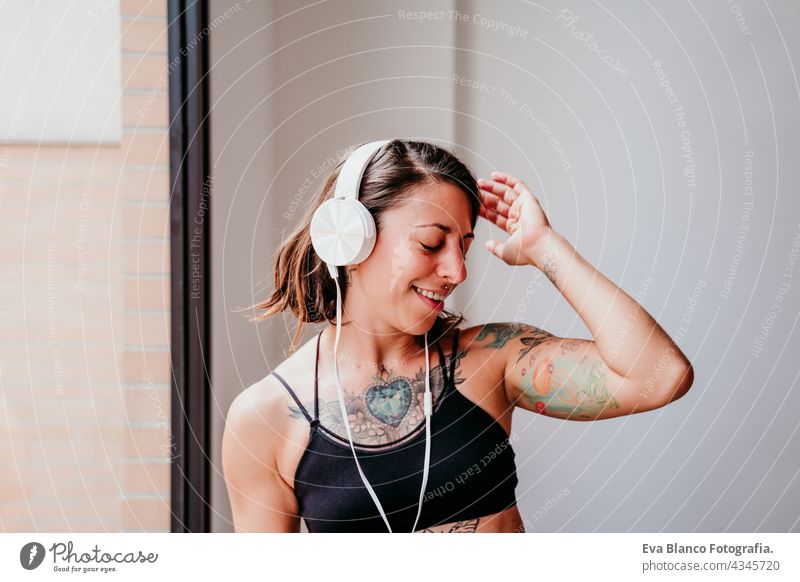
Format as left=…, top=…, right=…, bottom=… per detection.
left=222, top=139, right=694, bottom=533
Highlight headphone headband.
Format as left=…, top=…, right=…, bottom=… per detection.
left=333, top=140, right=390, bottom=200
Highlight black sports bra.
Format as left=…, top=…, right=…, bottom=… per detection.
left=271, top=328, right=519, bottom=532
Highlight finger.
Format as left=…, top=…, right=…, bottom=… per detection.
left=491, top=172, right=531, bottom=198
left=478, top=190, right=510, bottom=217
left=490, top=171, right=521, bottom=186
left=481, top=205, right=508, bottom=230
left=484, top=239, right=506, bottom=259
left=479, top=178, right=518, bottom=206
left=478, top=178, right=507, bottom=197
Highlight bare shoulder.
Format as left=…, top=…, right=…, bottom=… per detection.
left=462, top=322, right=554, bottom=348
left=270, top=333, right=321, bottom=406
left=223, top=375, right=291, bottom=459
left=227, top=333, right=320, bottom=430
left=440, top=324, right=508, bottom=405
left=228, top=374, right=285, bottom=418
left=457, top=322, right=557, bottom=404
left=457, top=322, right=552, bottom=365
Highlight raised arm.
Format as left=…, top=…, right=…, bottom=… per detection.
left=477, top=172, right=694, bottom=420
left=222, top=378, right=301, bottom=532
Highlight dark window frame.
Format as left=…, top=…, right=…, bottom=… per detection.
left=167, top=0, right=211, bottom=533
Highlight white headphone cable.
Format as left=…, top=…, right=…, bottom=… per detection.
left=328, top=264, right=432, bottom=533
left=411, top=334, right=433, bottom=533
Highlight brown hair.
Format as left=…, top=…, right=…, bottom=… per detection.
left=250, top=138, right=481, bottom=352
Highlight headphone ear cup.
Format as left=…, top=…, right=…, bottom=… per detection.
left=310, top=197, right=376, bottom=267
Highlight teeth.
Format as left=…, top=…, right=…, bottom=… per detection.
left=413, top=286, right=446, bottom=301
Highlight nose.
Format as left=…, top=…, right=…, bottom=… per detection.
left=437, top=242, right=467, bottom=287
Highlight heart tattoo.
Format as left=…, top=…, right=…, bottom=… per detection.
left=365, top=378, right=413, bottom=427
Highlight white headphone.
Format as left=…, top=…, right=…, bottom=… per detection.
left=309, top=140, right=434, bottom=533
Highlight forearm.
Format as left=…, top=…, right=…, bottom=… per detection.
left=526, top=229, right=691, bottom=385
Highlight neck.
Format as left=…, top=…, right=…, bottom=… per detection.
left=324, top=323, right=428, bottom=375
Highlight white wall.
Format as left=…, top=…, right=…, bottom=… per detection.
left=0, top=0, right=121, bottom=144
left=210, top=0, right=800, bottom=532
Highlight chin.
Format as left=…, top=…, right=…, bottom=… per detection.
left=402, top=313, right=438, bottom=337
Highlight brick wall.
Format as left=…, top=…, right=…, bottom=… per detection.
left=0, top=0, right=172, bottom=532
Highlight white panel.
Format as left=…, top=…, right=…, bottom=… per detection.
left=0, top=0, right=122, bottom=144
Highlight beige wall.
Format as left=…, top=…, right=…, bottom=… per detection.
left=0, top=0, right=171, bottom=532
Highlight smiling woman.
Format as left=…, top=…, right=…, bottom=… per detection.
left=221, top=138, right=693, bottom=533
left=253, top=140, right=481, bottom=350
left=222, top=139, right=522, bottom=533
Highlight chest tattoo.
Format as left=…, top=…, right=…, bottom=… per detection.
left=365, top=377, right=413, bottom=426
left=286, top=345, right=468, bottom=446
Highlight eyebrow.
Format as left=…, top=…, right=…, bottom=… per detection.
left=414, top=223, right=475, bottom=239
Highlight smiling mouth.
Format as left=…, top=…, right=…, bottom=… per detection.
left=412, top=285, right=449, bottom=301
left=412, top=286, right=447, bottom=310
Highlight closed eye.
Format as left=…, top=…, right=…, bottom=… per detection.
left=420, top=241, right=468, bottom=258
left=420, top=243, right=442, bottom=252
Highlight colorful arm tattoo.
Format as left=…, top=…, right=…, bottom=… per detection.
left=521, top=346, right=619, bottom=419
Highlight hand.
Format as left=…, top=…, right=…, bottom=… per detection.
left=478, top=171, right=553, bottom=266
